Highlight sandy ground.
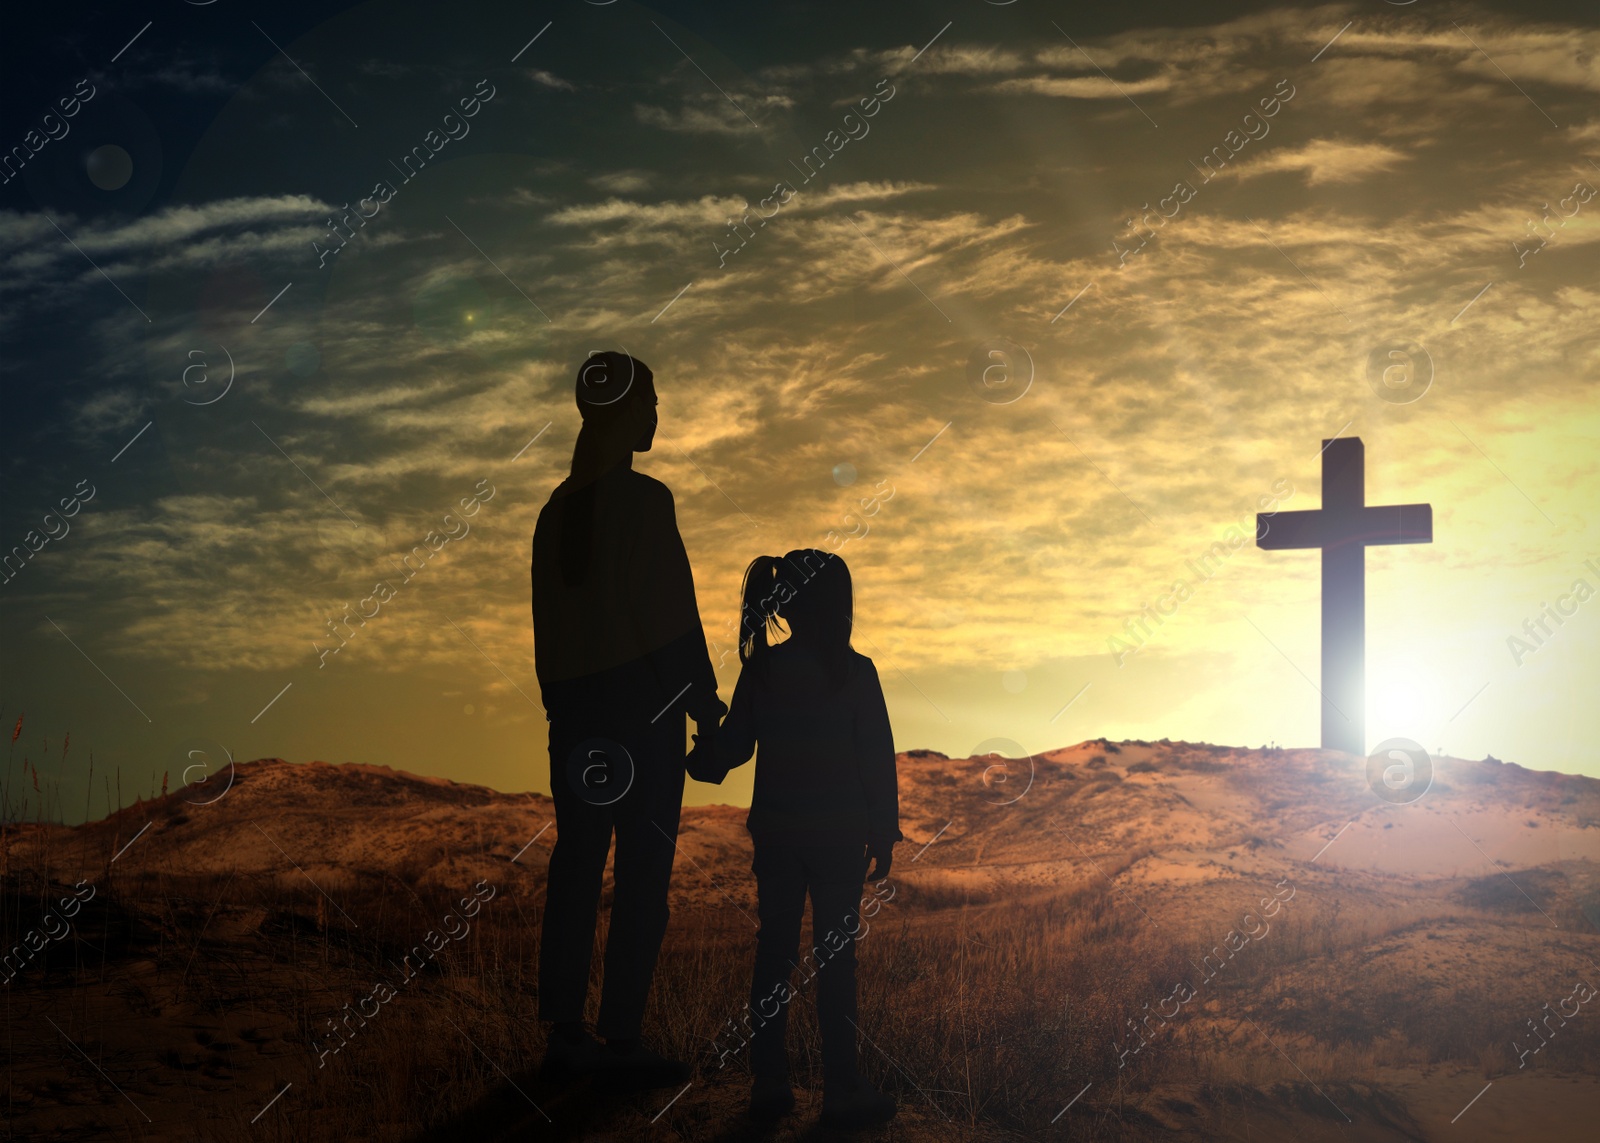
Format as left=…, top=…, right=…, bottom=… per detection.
left=4, top=738, right=1597, bottom=1141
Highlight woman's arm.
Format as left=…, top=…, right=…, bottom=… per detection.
left=629, top=479, right=723, bottom=723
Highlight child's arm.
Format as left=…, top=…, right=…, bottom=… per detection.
left=856, top=658, right=903, bottom=872
left=693, top=666, right=757, bottom=784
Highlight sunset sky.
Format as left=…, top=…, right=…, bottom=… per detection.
left=2, top=0, right=1596, bottom=821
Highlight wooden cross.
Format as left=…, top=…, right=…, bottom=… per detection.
left=1256, top=437, right=1432, bottom=755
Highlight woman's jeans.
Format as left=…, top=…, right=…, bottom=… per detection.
left=538, top=704, right=685, bottom=1042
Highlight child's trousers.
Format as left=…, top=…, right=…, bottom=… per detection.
left=747, top=841, right=871, bottom=1087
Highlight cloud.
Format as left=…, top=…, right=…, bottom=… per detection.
left=634, top=100, right=760, bottom=135
left=0, top=197, right=334, bottom=328
left=0, top=196, right=330, bottom=260
left=545, top=192, right=745, bottom=230
left=120, top=57, right=236, bottom=95
left=1218, top=139, right=1410, bottom=186
left=990, top=74, right=1173, bottom=100
left=588, top=170, right=653, bottom=194
left=72, top=387, right=149, bottom=436
left=5, top=2, right=1597, bottom=780
left=524, top=68, right=575, bottom=91
left=797, top=181, right=938, bottom=210
left=1338, top=22, right=1600, bottom=94
left=906, top=46, right=1029, bottom=77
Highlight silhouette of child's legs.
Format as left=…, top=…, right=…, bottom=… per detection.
left=749, top=844, right=869, bottom=1087
left=808, top=869, right=864, bottom=1088
left=749, top=853, right=807, bottom=1080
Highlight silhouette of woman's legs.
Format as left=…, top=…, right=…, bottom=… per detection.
left=597, top=717, right=685, bottom=1041
left=749, top=845, right=808, bottom=1081
left=539, top=717, right=614, bottom=1024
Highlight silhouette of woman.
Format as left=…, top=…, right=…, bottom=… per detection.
left=530, top=351, right=726, bottom=1083
left=691, top=549, right=902, bottom=1127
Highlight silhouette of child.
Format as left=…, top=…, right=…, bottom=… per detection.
left=688, top=548, right=902, bottom=1127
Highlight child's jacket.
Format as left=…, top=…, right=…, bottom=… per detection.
left=713, top=643, right=903, bottom=848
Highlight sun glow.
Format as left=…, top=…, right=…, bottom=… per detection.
left=1366, top=652, right=1453, bottom=756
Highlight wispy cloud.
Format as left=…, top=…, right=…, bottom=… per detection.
left=5, top=4, right=1596, bottom=776
left=1217, top=139, right=1410, bottom=186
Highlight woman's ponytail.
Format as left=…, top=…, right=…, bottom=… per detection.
left=556, top=352, right=655, bottom=588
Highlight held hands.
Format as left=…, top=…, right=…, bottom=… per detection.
left=684, top=692, right=729, bottom=784
left=685, top=714, right=728, bottom=785
left=866, top=836, right=895, bottom=882
left=687, top=693, right=729, bottom=726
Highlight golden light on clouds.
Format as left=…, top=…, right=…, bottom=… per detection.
left=1, top=2, right=1595, bottom=815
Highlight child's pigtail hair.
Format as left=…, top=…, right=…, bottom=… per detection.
left=739, top=555, right=785, bottom=669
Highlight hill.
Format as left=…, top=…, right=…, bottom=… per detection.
left=4, top=740, right=1598, bottom=1142
left=13, top=740, right=1599, bottom=904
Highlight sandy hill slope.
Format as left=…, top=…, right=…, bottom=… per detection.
left=11, top=740, right=1598, bottom=914
left=5, top=741, right=1599, bottom=1143
left=892, top=738, right=1599, bottom=889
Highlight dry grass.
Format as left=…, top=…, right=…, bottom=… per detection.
left=5, top=798, right=1599, bottom=1141
left=5, top=856, right=1189, bottom=1140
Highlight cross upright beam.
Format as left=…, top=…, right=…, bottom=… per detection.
left=1256, top=437, right=1432, bottom=755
